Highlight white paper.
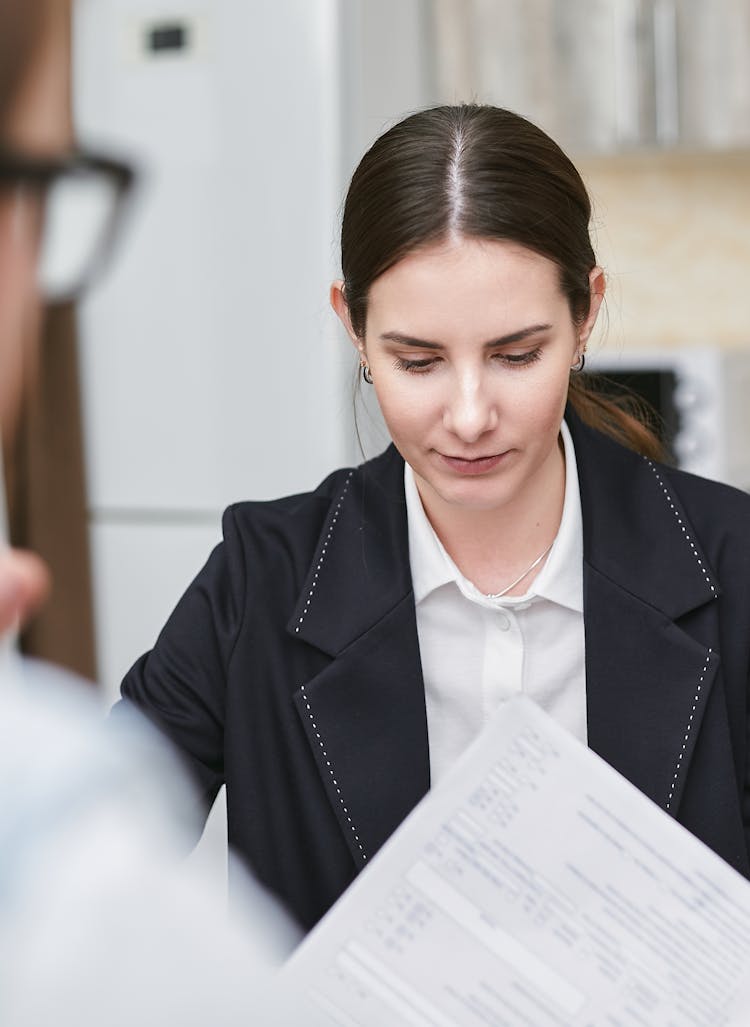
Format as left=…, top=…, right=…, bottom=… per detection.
left=283, top=695, right=750, bottom=1026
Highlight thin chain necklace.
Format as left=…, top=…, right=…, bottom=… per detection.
left=486, top=541, right=554, bottom=599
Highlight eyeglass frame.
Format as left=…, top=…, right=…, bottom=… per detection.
left=0, top=145, right=137, bottom=301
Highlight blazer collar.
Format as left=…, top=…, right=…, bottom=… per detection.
left=291, top=413, right=723, bottom=651
left=289, top=412, right=723, bottom=653
left=568, top=411, right=721, bottom=618
left=287, top=445, right=411, bottom=656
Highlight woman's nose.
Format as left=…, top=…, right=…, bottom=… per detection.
left=442, top=373, right=498, bottom=443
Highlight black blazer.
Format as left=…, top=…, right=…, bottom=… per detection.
left=121, top=412, right=750, bottom=930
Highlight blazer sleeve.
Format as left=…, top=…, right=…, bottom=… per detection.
left=118, top=506, right=247, bottom=811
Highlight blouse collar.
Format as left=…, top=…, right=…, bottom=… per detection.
left=405, top=420, right=583, bottom=613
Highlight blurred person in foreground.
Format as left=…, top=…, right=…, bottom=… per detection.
left=0, top=2, right=302, bottom=1023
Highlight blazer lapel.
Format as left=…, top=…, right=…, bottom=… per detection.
left=288, top=447, right=430, bottom=868
left=571, top=413, right=721, bottom=816
left=584, top=566, right=718, bottom=813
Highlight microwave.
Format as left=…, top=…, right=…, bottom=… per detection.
left=584, top=347, right=750, bottom=492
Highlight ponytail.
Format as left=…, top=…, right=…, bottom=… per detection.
left=568, top=375, right=666, bottom=461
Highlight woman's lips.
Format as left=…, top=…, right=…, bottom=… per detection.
left=438, top=451, right=509, bottom=475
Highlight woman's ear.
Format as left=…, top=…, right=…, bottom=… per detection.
left=330, top=280, right=361, bottom=353
left=579, top=266, right=606, bottom=345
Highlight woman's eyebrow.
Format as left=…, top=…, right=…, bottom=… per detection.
left=379, top=324, right=553, bottom=349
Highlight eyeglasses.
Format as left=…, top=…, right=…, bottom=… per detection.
left=0, top=148, right=136, bottom=302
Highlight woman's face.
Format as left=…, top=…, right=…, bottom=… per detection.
left=333, top=236, right=604, bottom=525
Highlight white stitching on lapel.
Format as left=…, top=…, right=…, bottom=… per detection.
left=300, top=682, right=367, bottom=861
left=665, top=648, right=712, bottom=811
left=644, top=460, right=717, bottom=596
left=295, top=470, right=365, bottom=859
left=294, top=471, right=354, bottom=634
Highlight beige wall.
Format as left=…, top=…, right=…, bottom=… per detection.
left=579, top=151, right=750, bottom=353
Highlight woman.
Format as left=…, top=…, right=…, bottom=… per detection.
left=121, top=105, right=750, bottom=931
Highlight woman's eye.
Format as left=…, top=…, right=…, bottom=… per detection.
left=494, top=348, right=542, bottom=367
left=394, top=356, right=437, bottom=373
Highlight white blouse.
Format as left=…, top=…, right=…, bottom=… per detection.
left=405, top=420, right=587, bottom=785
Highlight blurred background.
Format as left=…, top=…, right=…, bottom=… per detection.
left=6, top=0, right=750, bottom=868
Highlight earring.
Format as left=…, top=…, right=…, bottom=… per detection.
left=571, top=352, right=586, bottom=374
left=361, top=362, right=373, bottom=385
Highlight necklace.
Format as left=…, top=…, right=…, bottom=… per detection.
left=486, top=541, right=554, bottom=599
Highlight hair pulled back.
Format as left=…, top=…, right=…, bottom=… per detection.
left=342, top=105, right=593, bottom=336
left=341, top=104, right=662, bottom=459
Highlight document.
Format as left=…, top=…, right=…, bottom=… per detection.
left=283, top=696, right=750, bottom=1026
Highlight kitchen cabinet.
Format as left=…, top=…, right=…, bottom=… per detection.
left=430, top=0, right=750, bottom=153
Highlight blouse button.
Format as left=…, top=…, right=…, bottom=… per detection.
left=497, top=613, right=510, bottom=631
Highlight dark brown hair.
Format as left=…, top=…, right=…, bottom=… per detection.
left=341, top=104, right=662, bottom=459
